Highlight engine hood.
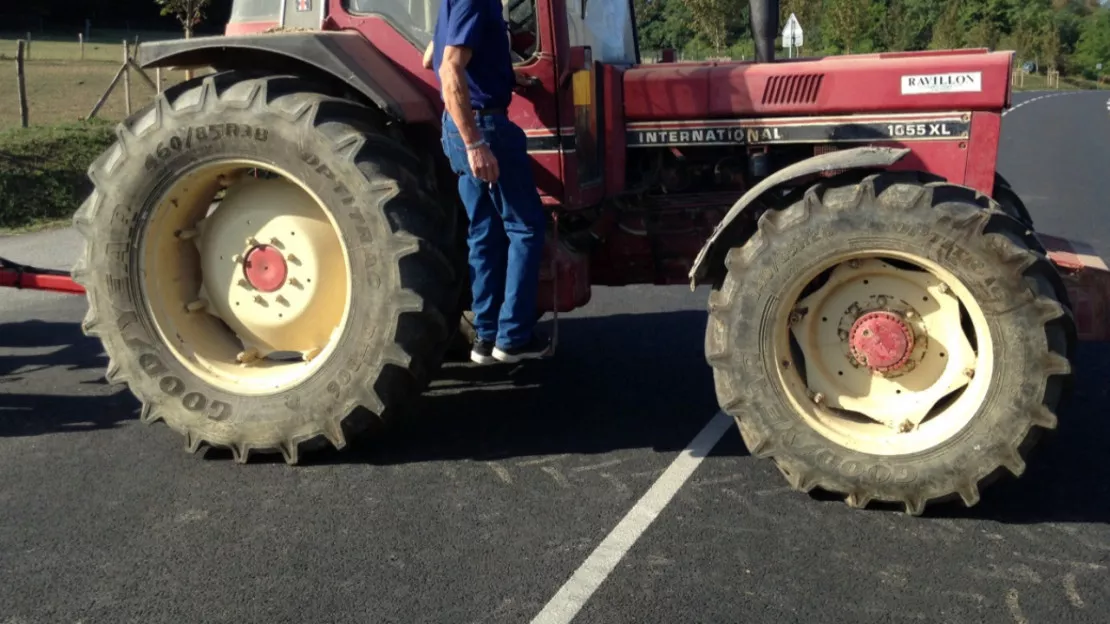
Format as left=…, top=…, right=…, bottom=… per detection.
left=623, top=48, right=1014, bottom=121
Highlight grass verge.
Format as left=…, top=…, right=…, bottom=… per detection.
left=0, top=120, right=116, bottom=231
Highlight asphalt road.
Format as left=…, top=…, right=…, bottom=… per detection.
left=2, top=90, right=1110, bottom=624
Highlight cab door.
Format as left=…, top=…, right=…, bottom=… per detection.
left=504, top=0, right=568, bottom=206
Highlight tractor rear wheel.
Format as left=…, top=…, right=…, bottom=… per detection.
left=72, top=71, right=460, bottom=463
left=706, top=172, right=1075, bottom=515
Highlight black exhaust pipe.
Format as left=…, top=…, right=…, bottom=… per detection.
left=750, top=0, right=780, bottom=63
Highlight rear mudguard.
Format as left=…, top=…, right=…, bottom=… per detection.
left=136, top=31, right=435, bottom=124
left=688, top=146, right=911, bottom=288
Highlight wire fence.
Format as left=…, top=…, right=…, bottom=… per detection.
left=0, top=34, right=204, bottom=130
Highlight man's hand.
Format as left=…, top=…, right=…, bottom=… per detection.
left=468, top=143, right=500, bottom=183
left=422, top=42, right=434, bottom=69
left=439, top=43, right=498, bottom=183
left=514, top=70, right=539, bottom=87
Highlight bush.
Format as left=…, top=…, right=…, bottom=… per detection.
left=0, top=120, right=116, bottom=230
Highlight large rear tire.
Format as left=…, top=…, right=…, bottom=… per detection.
left=706, top=172, right=1076, bottom=515
left=73, top=71, right=461, bottom=463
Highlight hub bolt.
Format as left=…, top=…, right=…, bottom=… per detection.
left=237, top=348, right=260, bottom=364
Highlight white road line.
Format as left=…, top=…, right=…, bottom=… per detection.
left=530, top=410, right=734, bottom=624
left=1002, top=91, right=1077, bottom=117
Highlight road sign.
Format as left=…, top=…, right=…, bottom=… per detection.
left=782, top=13, right=803, bottom=50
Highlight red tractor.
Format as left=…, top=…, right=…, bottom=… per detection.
left=62, top=0, right=1084, bottom=514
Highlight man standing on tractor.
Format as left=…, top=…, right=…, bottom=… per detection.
left=421, top=0, right=552, bottom=366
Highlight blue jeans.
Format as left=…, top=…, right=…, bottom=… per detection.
left=440, top=110, right=546, bottom=349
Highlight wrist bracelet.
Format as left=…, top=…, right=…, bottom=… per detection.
left=466, top=139, right=487, bottom=151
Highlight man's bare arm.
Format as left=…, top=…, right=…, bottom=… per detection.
left=422, top=41, right=434, bottom=69
left=437, top=45, right=481, bottom=146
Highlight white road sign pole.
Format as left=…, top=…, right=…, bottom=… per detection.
left=782, top=13, right=803, bottom=59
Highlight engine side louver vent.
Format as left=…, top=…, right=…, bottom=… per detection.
left=762, top=74, right=825, bottom=105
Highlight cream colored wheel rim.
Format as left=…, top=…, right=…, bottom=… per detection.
left=139, top=160, right=352, bottom=396
left=774, top=253, right=994, bottom=456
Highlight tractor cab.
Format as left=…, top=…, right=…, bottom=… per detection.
left=219, top=0, right=641, bottom=208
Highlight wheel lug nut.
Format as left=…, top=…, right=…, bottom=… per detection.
left=185, top=299, right=207, bottom=312
left=287, top=254, right=300, bottom=265
left=813, top=392, right=825, bottom=405
left=246, top=236, right=259, bottom=247
left=232, top=254, right=243, bottom=264
left=288, top=278, right=302, bottom=288
left=176, top=228, right=198, bottom=240
left=276, top=295, right=289, bottom=306
left=254, top=295, right=266, bottom=305
left=939, top=283, right=951, bottom=294
left=238, top=279, right=252, bottom=289
left=270, top=237, right=283, bottom=249
left=237, top=348, right=260, bottom=364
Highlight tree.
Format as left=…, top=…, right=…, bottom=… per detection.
left=154, top=0, right=212, bottom=38
left=929, top=0, right=963, bottom=50
left=823, top=0, right=872, bottom=53
left=883, top=0, right=933, bottom=52
left=685, top=0, right=741, bottom=55
left=1072, top=6, right=1110, bottom=76
left=636, top=0, right=696, bottom=51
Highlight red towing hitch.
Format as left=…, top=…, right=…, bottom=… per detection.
left=0, top=257, right=86, bottom=295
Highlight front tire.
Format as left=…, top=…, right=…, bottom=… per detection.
left=706, top=172, right=1075, bottom=515
left=73, top=72, right=461, bottom=463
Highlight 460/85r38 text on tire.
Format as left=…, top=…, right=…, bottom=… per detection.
left=72, top=71, right=461, bottom=463
left=706, top=172, right=1076, bottom=515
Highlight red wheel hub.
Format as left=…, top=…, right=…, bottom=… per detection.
left=243, top=245, right=288, bottom=292
left=849, top=311, right=915, bottom=373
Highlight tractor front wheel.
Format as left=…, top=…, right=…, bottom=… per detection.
left=73, top=71, right=460, bottom=462
left=706, top=172, right=1075, bottom=514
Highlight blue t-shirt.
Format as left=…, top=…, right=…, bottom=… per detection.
left=431, top=0, right=516, bottom=110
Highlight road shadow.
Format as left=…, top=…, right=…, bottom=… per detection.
left=8, top=307, right=1107, bottom=526
left=298, top=309, right=739, bottom=466
left=0, top=319, right=138, bottom=437
left=311, top=308, right=1110, bottom=526
left=921, top=342, right=1110, bottom=525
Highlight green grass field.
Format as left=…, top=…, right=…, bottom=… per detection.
left=0, top=34, right=208, bottom=130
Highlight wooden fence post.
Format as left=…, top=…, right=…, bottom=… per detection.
left=79, top=33, right=85, bottom=60
left=16, top=40, right=29, bottom=128
left=122, top=40, right=132, bottom=116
